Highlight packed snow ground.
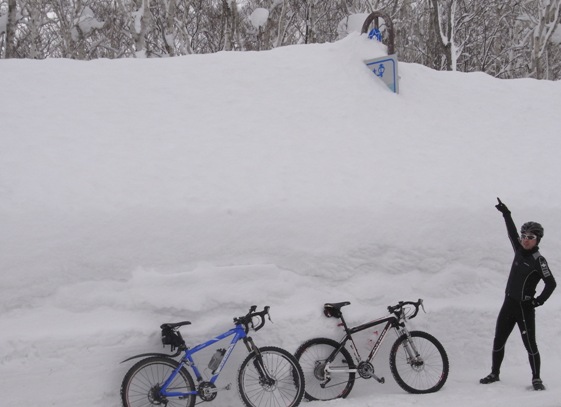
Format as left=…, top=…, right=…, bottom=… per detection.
left=2, top=33, right=561, bottom=407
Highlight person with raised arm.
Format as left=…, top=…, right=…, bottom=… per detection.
left=480, top=198, right=556, bottom=390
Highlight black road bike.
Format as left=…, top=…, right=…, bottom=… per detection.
left=294, top=299, right=449, bottom=400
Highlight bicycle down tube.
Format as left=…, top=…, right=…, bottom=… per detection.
left=327, top=314, right=397, bottom=376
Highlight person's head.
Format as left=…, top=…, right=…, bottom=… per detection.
left=520, top=221, right=544, bottom=249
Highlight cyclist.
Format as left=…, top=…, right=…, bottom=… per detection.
left=480, top=198, right=556, bottom=390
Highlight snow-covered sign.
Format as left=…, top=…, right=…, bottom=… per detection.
left=364, top=54, right=399, bottom=94
left=249, top=8, right=269, bottom=29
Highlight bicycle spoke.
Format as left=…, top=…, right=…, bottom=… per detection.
left=390, top=331, right=449, bottom=394
left=121, top=357, right=196, bottom=407
left=238, top=347, right=304, bottom=407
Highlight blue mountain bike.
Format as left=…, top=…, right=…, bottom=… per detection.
left=120, top=306, right=305, bottom=407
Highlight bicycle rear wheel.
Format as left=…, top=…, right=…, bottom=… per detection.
left=238, top=346, right=304, bottom=407
left=121, top=356, right=196, bottom=407
left=389, top=330, right=449, bottom=394
left=294, top=337, right=355, bottom=401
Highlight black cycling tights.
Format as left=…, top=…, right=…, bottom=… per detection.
left=491, top=296, right=540, bottom=379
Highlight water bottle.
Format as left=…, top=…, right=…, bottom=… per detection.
left=208, top=348, right=226, bottom=371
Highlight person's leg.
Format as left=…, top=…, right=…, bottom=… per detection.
left=481, top=298, right=516, bottom=383
left=491, top=300, right=517, bottom=375
left=518, top=302, right=543, bottom=389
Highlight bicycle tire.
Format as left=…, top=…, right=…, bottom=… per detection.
left=238, top=346, right=305, bottom=407
left=389, top=330, right=449, bottom=394
left=121, top=356, right=196, bottom=407
left=294, top=337, right=355, bottom=401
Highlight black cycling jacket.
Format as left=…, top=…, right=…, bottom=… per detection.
left=502, top=212, right=556, bottom=303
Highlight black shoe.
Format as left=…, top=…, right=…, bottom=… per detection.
left=480, top=373, right=500, bottom=384
left=532, top=379, right=545, bottom=391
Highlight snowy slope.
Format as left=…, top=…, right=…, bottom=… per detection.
left=1, top=33, right=561, bottom=407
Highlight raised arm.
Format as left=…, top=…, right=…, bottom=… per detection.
left=495, top=198, right=520, bottom=251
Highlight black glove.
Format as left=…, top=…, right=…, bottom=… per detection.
left=495, top=197, right=511, bottom=215
left=531, top=298, right=542, bottom=308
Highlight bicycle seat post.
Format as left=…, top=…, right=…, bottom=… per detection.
left=338, top=312, right=352, bottom=334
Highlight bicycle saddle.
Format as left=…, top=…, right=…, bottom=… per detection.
left=323, top=302, right=350, bottom=318
left=160, top=321, right=191, bottom=329
left=324, top=301, right=351, bottom=310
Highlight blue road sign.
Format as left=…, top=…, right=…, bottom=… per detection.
left=364, top=54, right=399, bottom=94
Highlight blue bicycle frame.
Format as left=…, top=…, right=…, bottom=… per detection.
left=160, top=323, right=249, bottom=398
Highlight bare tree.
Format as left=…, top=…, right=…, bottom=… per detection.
left=530, top=0, right=561, bottom=79
left=430, top=0, right=462, bottom=71
left=221, top=0, right=244, bottom=51
left=4, top=0, right=17, bottom=58
left=131, top=0, right=152, bottom=56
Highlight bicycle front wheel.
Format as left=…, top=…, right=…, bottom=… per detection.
left=389, top=330, right=449, bottom=394
left=121, top=356, right=196, bottom=407
left=238, top=346, right=305, bottom=407
left=294, top=337, right=355, bottom=401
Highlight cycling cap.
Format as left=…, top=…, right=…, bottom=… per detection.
left=521, top=221, right=544, bottom=240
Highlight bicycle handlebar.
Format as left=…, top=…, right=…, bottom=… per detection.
left=234, top=305, right=271, bottom=332
left=387, top=298, right=424, bottom=320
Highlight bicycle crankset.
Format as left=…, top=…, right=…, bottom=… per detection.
left=198, top=382, right=218, bottom=401
left=357, top=361, right=385, bottom=383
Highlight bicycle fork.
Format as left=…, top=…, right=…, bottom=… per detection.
left=243, top=337, right=276, bottom=386
left=396, top=328, right=424, bottom=367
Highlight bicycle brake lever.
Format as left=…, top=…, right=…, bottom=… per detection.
left=419, top=299, right=426, bottom=313
left=262, top=306, right=272, bottom=324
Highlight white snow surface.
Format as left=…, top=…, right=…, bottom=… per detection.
left=2, top=33, right=561, bottom=407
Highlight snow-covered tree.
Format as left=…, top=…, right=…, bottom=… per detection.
left=3, top=0, right=17, bottom=58
left=0, top=0, right=559, bottom=79
left=525, top=0, right=561, bottom=79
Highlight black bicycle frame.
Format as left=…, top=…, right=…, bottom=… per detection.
left=328, top=313, right=401, bottom=365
